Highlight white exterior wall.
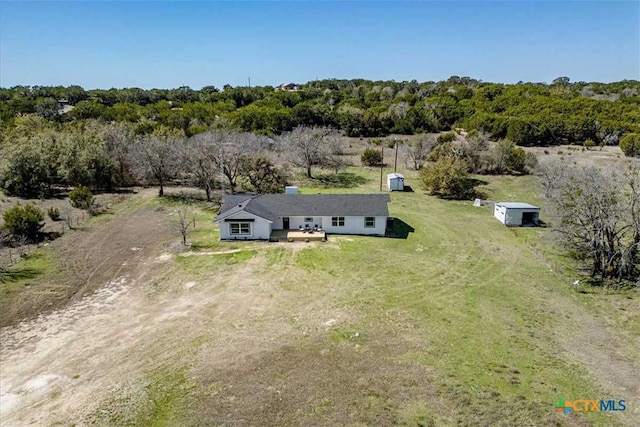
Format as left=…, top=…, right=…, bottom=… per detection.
left=320, top=215, right=386, bottom=235
left=494, top=205, right=539, bottom=226
left=218, top=212, right=272, bottom=240
left=388, top=177, right=404, bottom=191
left=494, top=205, right=507, bottom=224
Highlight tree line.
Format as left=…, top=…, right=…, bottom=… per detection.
left=1, top=77, right=639, bottom=151
left=0, top=118, right=345, bottom=199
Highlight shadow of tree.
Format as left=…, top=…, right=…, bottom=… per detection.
left=385, top=217, right=415, bottom=239
left=0, top=267, right=40, bottom=284
left=435, top=178, right=489, bottom=200
left=468, top=177, right=489, bottom=186
left=312, top=173, right=369, bottom=189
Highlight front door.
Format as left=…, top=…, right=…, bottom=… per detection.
left=283, top=217, right=290, bottom=229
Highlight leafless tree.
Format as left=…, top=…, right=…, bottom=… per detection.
left=62, top=207, right=75, bottom=230
left=130, top=135, right=181, bottom=197
left=404, top=134, right=435, bottom=170
left=280, top=126, right=340, bottom=178
left=177, top=133, right=219, bottom=201
left=461, top=133, right=489, bottom=173
left=104, top=123, right=135, bottom=186
left=169, top=206, right=194, bottom=246
left=216, top=131, right=265, bottom=194
left=538, top=160, right=640, bottom=283
left=621, top=165, right=640, bottom=281
left=326, top=155, right=349, bottom=174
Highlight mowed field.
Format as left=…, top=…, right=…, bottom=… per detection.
left=1, top=165, right=639, bottom=426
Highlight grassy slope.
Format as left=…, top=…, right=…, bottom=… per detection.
left=296, top=170, right=613, bottom=424
left=145, top=168, right=637, bottom=426
left=5, top=171, right=637, bottom=425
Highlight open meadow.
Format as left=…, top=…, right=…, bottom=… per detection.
left=1, top=165, right=639, bottom=426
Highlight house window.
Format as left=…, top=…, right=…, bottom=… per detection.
left=229, top=222, right=251, bottom=235
left=364, top=217, right=375, bottom=228
left=304, top=217, right=313, bottom=223
left=332, top=216, right=345, bottom=227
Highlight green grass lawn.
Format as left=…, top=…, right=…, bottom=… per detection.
left=0, top=249, right=58, bottom=305
left=5, top=170, right=637, bottom=426
left=157, top=167, right=637, bottom=426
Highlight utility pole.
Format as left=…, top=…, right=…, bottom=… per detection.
left=219, top=147, right=225, bottom=194
left=248, top=77, right=251, bottom=88
left=380, top=146, right=384, bottom=191
left=394, top=140, right=399, bottom=173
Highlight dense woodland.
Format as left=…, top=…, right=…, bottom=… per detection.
left=1, top=77, right=638, bottom=197
left=1, top=77, right=639, bottom=142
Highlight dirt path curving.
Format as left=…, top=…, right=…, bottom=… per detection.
left=1, top=203, right=172, bottom=327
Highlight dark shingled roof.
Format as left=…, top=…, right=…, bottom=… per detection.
left=217, top=194, right=390, bottom=222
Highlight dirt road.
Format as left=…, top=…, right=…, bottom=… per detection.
left=1, top=199, right=178, bottom=424
left=1, top=201, right=171, bottom=327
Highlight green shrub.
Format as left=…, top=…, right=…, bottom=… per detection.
left=2, top=204, right=45, bottom=241
left=436, top=131, right=456, bottom=144
left=427, top=142, right=459, bottom=162
left=69, top=186, right=94, bottom=209
left=419, top=157, right=474, bottom=199
left=583, top=139, right=596, bottom=149
left=620, top=133, right=640, bottom=157
left=361, top=148, right=383, bottom=166
left=0, top=146, right=52, bottom=197
left=387, top=138, right=400, bottom=149
left=47, top=206, right=61, bottom=221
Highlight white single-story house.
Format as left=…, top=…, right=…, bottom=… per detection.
left=387, top=173, right=405, bottom=191
left=494, top=202, right=540, bottom=226
left=215, top=193, right=390, bottom=240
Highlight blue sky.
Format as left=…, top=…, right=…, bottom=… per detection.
left=1, top=1, right=638, bottom=89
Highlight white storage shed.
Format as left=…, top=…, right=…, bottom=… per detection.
left=494, top=202, right=540, bottom=226
left=387, top=173, right=405, bottom=191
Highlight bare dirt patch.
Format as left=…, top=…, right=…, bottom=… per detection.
left=525, top=145, right=627, bottom=167
left=0, top=193, right=127, bottom=264
left=0, top=201, right=172, bottom=327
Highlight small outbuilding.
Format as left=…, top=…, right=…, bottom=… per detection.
left=387, top=173, right=405, bottom=191
left=494, top=202, right=540, bottom=226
